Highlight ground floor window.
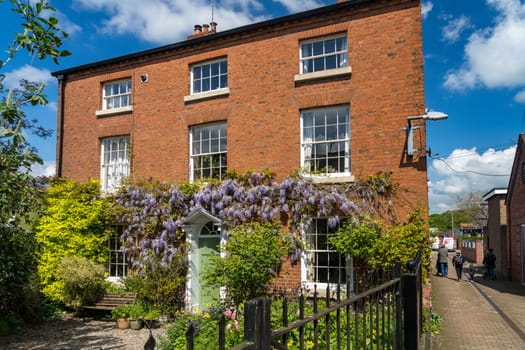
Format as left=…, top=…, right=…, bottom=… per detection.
left=303, top=218, right=348, bottom=286
left=107, top=225, right=127, bottom=280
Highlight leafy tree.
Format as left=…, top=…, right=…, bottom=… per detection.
left=35, top=179, right=110, bottom=304
left=0, top=0, right=70, bottom=322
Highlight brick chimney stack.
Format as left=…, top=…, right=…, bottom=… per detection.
left=187, top=22, right=218, bottom=40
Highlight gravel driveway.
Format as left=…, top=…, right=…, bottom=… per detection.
left=0, top=315, right=167, bottom=350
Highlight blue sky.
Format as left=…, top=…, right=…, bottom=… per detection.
left=2, top=0, right=524, bottom=214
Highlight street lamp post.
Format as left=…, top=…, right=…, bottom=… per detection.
left=405, top=110, right=448, bottom=156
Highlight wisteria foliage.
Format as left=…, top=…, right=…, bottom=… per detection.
left=115, top=172, right=361, bottom=269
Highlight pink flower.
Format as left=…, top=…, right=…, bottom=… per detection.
left=224, top=309, right=233, bottom=319
left=234, top=320, right=240, bottom=332
left=226, top=323, right=232, bottom=331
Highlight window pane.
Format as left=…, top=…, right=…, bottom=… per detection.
left=220, top=61, right=227, bottom=74
left=202, top=79, right=210, bottom=92
left=325, top=39, right=336, bottom=53
left=301, top=43, right=312, bottom=58
left=325, top=55, right=337, bottom=70
left=313, top=41, right=324, bottom=56
left=202, top=65, right=210, bottom=77
left=336, top=37, right=347, bottom=51
left=211, top=76, right=219, bottom=90
left=313, top=57, right=324, bottom=71
left=211, top=62, right=219, bottom=76
left=194, top=66, right=201, bottom=79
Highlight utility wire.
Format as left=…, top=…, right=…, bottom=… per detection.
left=433, top=158, right=510, bottom=177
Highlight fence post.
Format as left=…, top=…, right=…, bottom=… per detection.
left=394, top=262, right=402, bottom=350
left=244, top=298, right=271, bottom=350
left=401, top=251, right=422, bottom=350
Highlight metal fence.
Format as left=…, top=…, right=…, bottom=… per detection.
left=186, top=249, right=423, bottom=350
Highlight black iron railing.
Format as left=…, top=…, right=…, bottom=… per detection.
left=185, top=249, right=424, bottom=350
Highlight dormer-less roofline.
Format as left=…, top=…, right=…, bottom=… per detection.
left=52, top=0, right=382, bottom=77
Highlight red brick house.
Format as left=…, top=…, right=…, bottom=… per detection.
left=506, top=133, right=525, bottom=283
left=52, top=0, right=429, bottom=308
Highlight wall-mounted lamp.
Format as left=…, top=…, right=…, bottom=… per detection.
left=405, top=109, right=448, bottom=156
left=140, top=74, right=148, bottom=83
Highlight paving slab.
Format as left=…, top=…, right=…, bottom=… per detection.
left=430, top=252, right=525, bottom=349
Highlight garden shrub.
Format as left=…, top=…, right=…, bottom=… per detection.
left=124, top=256, right=188, bottom=318
left=59, top=256, right=105, bottom=310
left=204, top=222, right=290, bottom=306
left=35, top=178, right=111, bottom=304
left=0, top=224, right=42, bottom=325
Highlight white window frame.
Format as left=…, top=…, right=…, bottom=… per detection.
left=301, top=218, right=351, bottom=291
left=100, top=136, right=131, bottom=193
left=300, top=35, right=348, bottom=74
left=191, top=59, right=228, bottom=95
left=102, top=79, right=132, bottom=111
left=189, top=123, right=227, bottom=182
left=300, top=106, right=351, bottom=177
left=106, top=225, right=128, bottom=282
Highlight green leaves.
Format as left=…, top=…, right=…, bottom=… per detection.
left=204, top=222, right=289, bottom=306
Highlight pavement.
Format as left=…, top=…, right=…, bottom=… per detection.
left=429, top=252, right=525, bottom=349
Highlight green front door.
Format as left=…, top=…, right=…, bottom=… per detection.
left=197, top=224, right=220, bottom=308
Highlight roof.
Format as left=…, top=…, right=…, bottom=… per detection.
left=482, top=188, right=508, bottom=201
left=52, top=0, right=389, bottom=77
left=506, top=133, right=525, bottom=206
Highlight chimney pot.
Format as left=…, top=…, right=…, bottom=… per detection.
left=194, top=24, right=202, bottom=34
left=203, top=24, right=209, bottom=33
left=210, top=21, right=218, bottom=33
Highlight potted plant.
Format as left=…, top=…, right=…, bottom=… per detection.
left=144, top=308, right=160, bottom=329
left=112, top=305, right=131, bottom=329
left=128, top=302, right=145, bottom=330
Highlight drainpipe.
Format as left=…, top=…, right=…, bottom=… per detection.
left=56, top=74, right=66, bottom=177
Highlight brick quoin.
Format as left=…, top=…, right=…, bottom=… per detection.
left=54, top=0, right=427, bottom=291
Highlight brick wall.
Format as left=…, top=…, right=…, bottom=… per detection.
left=507, top=136, right=525, bottom=283
left=56, top=0, right=425, bottom=287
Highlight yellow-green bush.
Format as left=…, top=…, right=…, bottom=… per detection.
left=35, top=178, right=111, bottom=304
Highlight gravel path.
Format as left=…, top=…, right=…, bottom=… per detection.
left=0, top=315, right=168, bottom=350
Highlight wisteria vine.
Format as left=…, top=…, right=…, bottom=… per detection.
left=115, top=172, right=376, bottom=269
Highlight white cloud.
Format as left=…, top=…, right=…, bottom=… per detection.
left=514, top=90, right=525, bottom=103
left=444, top=0, right=525, bottom=91
left=71, top=0, right=270, bottom=44
left=3, top=65, right=53, bottom=90
left=428, top=146, right=515, bottom=213
left=441, top=15, right=471, bottom=43
left=273, top=0, right=326, bottom=13
left=421, top=2, right=433, bottom=20
left=31, top=160, right=56, bottom=177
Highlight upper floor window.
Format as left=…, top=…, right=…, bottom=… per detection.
left=103, top=79, right=131, bottom=110
left=190, top=123, right=227, bottom=181
left=101, top=136, right=130, bottom=192
left=300, top=35, right=348, bottom=74
left=301, top=106, right=350, bottom=176
left=191, top=59, right=228, bottom=95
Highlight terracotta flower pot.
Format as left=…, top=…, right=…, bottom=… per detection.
left=116, top=317, right=130, bottom=330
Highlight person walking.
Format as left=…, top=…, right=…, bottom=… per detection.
left=483, top=248, right=496, bottom=280
left=452, top=250, right=465, bottom=281
left=437, top=244, right=449, bottom=278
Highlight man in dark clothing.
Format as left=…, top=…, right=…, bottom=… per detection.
left=483, top=248, right=496, bottom=280
left=452, top=250, right=465, bottom=281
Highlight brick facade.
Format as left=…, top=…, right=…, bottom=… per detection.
left=53, top=0, right=426, bottom=292
left=506, top=134, right=525, bottom=283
